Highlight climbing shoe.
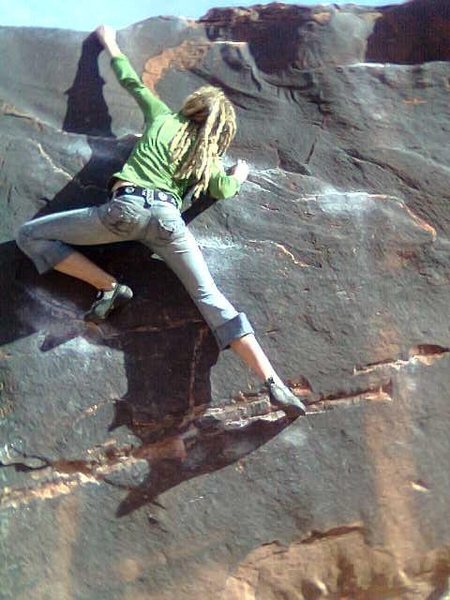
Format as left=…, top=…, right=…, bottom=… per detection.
left=265, top=377, right=307, bottom=418
left=84, top=283, right=133, bottom=323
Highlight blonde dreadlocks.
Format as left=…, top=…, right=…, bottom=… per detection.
left=170, top=85, right=237, bottom=199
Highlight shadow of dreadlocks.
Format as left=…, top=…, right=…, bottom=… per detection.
left=4, top=33, right=292, bottom=517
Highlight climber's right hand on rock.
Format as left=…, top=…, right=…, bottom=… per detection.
left=95, top=25, right=115, bottom=45
left=95, top=25, right=121, bottom=57
left=230, top=160, right=250, bottom=184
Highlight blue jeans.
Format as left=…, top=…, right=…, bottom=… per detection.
left=16, top=192, right=253, bottom=350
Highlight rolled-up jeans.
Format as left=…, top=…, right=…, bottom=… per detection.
left=16, top=192, right=254, bottom=350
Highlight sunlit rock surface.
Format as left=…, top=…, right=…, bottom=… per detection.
left=1, top=1, right=449, bottom=598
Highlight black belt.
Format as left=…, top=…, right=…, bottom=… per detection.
left=112, top=185, right=178, bottom=207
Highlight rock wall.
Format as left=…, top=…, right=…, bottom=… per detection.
left=1, top=1, right=450, bottom=598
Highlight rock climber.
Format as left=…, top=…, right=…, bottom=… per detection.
left=16, top=25, right=307, bottom=418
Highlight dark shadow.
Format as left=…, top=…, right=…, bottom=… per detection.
left=1, top=32, right=293, bottom=516
left=114, top=417, right=287, bottom=517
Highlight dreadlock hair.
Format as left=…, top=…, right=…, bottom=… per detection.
left=170, top=85, right=237, bottom=199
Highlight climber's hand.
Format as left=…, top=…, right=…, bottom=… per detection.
left=230, top=160, right=250, bottom=184
left=95, top=25, right=121, bottom=57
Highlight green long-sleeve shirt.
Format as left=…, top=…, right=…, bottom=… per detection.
left=110, top=54, right=240, bottom=208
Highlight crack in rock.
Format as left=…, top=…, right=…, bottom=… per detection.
left=301, top=523, right=366, bottom=544
left=354, top=344, right=449, bottom=374
left=187, top=327, right=209, bottom=413
left=94, top=317, right=205, bottom=339
left=0, top=101, right=44, bottom=130
left=247, top=239, right=311, bottom=267
left=31, top=140, right=74, bottom=181
left=0, top=472, right=99, bottom=509
left=305, top=114, right=328, bottom=164
left=308, top=383, right=393, bottom=412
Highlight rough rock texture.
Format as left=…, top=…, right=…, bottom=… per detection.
left=1, top=1, right=450, bottom=598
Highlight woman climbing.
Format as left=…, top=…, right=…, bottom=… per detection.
left=16, top=25, right=307, bottom=418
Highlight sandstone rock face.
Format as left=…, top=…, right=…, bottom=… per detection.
left=1, top=1, right=450, bottom=598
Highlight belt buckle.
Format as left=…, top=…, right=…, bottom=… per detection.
left=144, top=188, right=154, bottom=206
